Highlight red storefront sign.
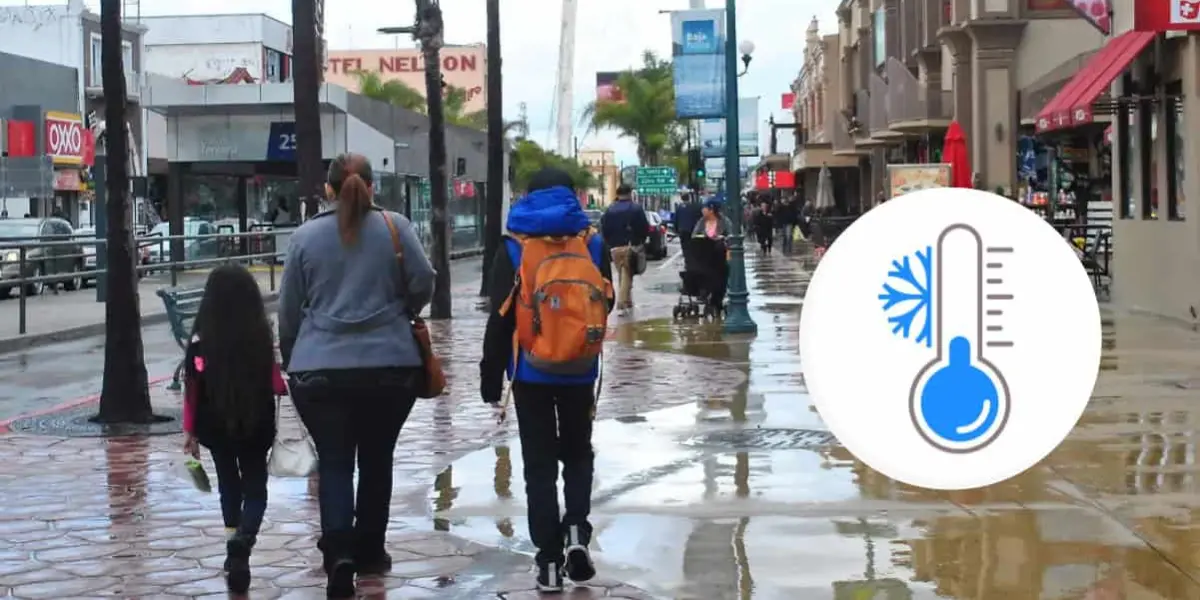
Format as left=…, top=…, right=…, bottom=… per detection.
left=81, top=129, right=95, bottom=166
left=754, top=171, right=796, bottom=190
left=1135, top=0, right=1200, bottom=30
left=781, top=92, right=795, bottom=110
left=44, top=111, right=85, bottom=164
left=4, top=120, right=36, bottom=157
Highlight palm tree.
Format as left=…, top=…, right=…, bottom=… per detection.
left=354, top=71, right=427, bottom=113
left=93, top=0, right=154, bottom=424
left=581, top=51, right=678, bottom=165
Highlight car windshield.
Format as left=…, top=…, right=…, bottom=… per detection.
left=0, top=221, right=40, bottom=238
left=147, top=222, right=170, bottom=237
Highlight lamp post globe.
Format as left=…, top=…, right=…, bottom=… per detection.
left=721, top=0, right=757, bottom=335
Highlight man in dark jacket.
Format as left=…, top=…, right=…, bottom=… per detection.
left=775, top=196, right=798, bottom=254
left=674, top=194, right=702, bottom=265
left=480, top=168, right=614, bottom=592
left=599, top=184, right=648, bottom=311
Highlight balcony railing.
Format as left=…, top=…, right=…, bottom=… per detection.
left=868, top=74, right=890, bottom=136
left=87, top=70, right=140, bottom=96
left=886, top=59, right=920, bottom=125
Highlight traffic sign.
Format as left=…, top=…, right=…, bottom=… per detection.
left=635, top=166, right=678, bottom=196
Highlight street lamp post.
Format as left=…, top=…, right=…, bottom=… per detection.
left=722, top=0, right=757, bottom=335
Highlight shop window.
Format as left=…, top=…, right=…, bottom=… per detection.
left=1118, top=105, right=1134, bottom=219
left=1139, top=101, right=1155, bottom=219
left=1167, top=84, right=1184, bottom=221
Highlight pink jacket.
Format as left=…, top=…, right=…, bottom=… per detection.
left=182, top=359, right=287, bottom=434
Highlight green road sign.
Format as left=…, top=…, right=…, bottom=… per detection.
left=635, top=166, right=678, bottom=196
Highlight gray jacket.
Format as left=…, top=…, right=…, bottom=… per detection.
left=692, top=215, right=733, bottom=239
left=278, top=208, right=436, bottom=372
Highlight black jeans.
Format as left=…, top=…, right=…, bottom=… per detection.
left=289, top=367, right=418, bottom=560
left=209, top=446, right=269, bottom=542
left=513, top=382, right=596, bottom=566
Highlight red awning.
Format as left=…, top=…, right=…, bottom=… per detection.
left=1034, top=30, right=1155, bottom=134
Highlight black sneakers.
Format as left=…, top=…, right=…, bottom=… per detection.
left=536, top=562, right=565, bottom=593
left=355, top=551, right=393, bottom=576
left=564, top=525, right=596, bottom=583
left=224, top=537, right=252, bottom=594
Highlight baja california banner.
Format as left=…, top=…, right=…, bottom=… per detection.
left=698, top=98, right=759, bottom=158
left=670, top=9, right=726, bottom=119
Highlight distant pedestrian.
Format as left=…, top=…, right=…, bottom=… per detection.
left=182, top=263, right=287, bottom=595
left=599, top=183, right=648, bottom=312
left=754, top=200, right=774, bottom=254
left=481, top=167, right=614, bottom=592
left=278, top=153, right=435, bottom=598
left=775, top=196, right=797, bottom=253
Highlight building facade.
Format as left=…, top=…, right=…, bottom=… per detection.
left=578, top=148, right=618, bottom=206
left=0, top=0, right=146, bottom=227
left=830, top=0, right=1106, bottom=207
left=0, top=51, right=82, bottom=220
left=791, top=19, right=861, bottom=210
left=325, top=46, right=487, bottom=114
left=141, top=14, right=293, bottom=84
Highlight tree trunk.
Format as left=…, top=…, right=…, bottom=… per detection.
left=292, top=0, right=324, bottom=219
left=479, top=0, right=503, bottom=298
left=420, top=2, right=452, bottom=319
left=92, top=0, right=153, bottom=424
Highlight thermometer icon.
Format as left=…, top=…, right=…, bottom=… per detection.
left=909, top=224, right=1011, bottom=453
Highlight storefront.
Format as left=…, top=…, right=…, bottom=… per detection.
left=42, top=111, right=90, bottom=226
left=1064, top=0, right=1200, bottom=321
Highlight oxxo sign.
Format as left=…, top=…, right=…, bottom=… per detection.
left=44, top=111, right=85, bottom=165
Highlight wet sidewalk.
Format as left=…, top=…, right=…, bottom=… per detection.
left=411, top=251, right=1200, bottom=600
left=0, top=248, right=716, bottom=598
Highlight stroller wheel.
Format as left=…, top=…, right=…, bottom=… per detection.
left=672, top=306, right=681, bottom=320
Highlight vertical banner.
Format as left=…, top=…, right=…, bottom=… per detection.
left=670, top=9, right=726, bottom=119
left=595, top=72, right=624, bottom=102
left=697, top=98, right=759, bottom=157
left=738, top=97, right=759, bottom=156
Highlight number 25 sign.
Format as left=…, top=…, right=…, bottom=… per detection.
left=45, top=111, right=85, bottom=164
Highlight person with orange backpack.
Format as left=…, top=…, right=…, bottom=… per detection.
left=480, top=167, right=615, bottom=592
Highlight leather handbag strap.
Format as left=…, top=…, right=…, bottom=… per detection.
left=380, top=211, right=416, bottom=319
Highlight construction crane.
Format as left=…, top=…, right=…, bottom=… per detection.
left=549, top=0, right=577, bottom=157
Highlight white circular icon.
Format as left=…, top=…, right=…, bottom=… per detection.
left=799, top=188, right=1101, bottom=490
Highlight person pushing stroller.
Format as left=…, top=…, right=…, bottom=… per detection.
left=674, top=198, right=731, bottom=319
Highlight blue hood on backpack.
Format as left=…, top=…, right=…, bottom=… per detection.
left=507, top=186, right=591, bottom=236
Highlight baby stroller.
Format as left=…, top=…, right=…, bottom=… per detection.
left=673, top=235, right=728, bottom=321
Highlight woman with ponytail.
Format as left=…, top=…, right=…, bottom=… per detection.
left=277, top=153, right=435, bottom=598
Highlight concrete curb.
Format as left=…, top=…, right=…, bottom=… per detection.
left=0, top=251, right=486, bottom=354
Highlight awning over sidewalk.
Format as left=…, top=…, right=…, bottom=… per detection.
left=1034, top=30, right=1155, bottom=134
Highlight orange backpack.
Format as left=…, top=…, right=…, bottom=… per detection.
left=500, top=232, right=613, bottom=375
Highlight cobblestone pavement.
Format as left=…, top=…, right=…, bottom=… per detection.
left=0, top=245, right=747, bottom=599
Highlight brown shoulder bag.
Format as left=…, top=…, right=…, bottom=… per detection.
left=382, top=211, right=447, bottom=398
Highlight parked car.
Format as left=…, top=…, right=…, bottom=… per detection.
left=585, top=209, right=603, bottom=228
left=0, top=217, right=84, bottom=297
left=143, top=218, right=220, bottom=269
left=644, top=210, right=669, bottom=260
left=74, top=227, right=150, bottom=286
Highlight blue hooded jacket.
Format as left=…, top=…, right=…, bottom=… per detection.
left=503, top=186, right=607, bottom=385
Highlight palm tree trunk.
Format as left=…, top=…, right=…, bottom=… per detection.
left=92, top=0, right=153, bottom=424
left=291, top=0, right=324, bottom=218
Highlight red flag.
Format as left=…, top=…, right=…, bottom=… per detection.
left=781, top=93, right=796, bottom=110
left=81, top=129, right=95, bottom=166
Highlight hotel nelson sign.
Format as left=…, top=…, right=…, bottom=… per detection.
left=324, top=47, right=487, bottom=113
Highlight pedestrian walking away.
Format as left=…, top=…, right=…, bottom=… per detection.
left=775, top=195, right=798, bottom=254
left=182, top=263, right=288, bottom=595
left=480, top=167, right=615, bottom=593
left=277, top=153, right=436, bottom=599
left=754, top=200, right=775, bottom=254
left=674, top=194, right=703, bottom=266
left=599, top=183, right=648, bottom=312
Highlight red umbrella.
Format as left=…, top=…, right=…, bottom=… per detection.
left=944, top=121, right=971, bottom=188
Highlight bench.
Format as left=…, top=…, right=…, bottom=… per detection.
left=157, top=286, right=205, bottom=391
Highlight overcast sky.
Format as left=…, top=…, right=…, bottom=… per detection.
left=71, top=0, right=841, bottom=165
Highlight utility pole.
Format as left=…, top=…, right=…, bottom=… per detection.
left=382, top=2, right=451, bottom=318
left=479, top=0, right=503, bottom=298
left=292, top=0, right=324, bottom=219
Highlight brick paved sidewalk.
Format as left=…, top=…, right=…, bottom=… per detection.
left=0, top=252, right=749, bottom=599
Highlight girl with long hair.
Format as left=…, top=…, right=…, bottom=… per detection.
left=182, top=263, right=286, bottom=594
left=278, top=153, right=435, bottom=598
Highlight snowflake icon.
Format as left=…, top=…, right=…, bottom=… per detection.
left=878, top=246, right=933, bottom=347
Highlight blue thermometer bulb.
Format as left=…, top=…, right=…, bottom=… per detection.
left=909, top=224, right=1010, bottom=453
